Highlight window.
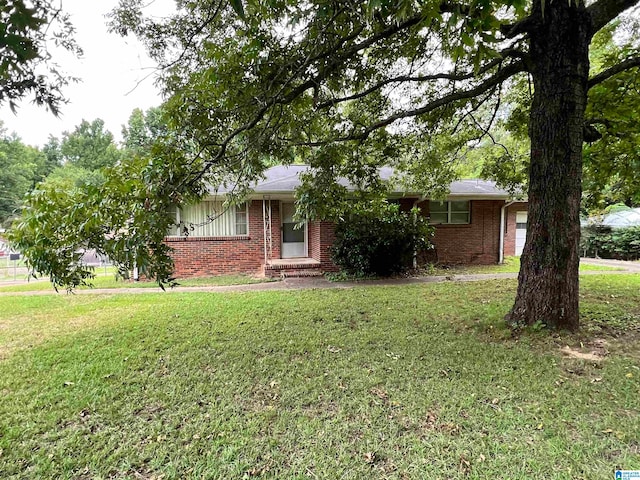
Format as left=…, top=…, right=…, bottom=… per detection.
left=169, top=201, right=249, bottom=237
left=428, top=200, right=470, bottom=224
left=235, top=202, right=248, bottom=235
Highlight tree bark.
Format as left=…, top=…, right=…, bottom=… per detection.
left=506, top=0, right=592, bottom=331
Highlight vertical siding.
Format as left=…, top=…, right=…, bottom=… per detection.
left=177, top=201, right=244, bottom=237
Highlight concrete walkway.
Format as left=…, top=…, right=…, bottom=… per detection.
left=1, top=258, right=637, bottom=296
left=579, top=257, right=640, bottom=273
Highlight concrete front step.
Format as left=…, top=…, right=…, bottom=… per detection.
left=264, top=258, right=323, bottom=278
left=279, top=269, right=324, bottom=278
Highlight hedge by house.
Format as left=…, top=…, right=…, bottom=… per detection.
left=581, top=224, right=640, bottom=260
left=331, top=204, right=434, bottom=276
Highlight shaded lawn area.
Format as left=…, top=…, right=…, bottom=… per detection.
left=0, top=276, right=639, bottom=479
left=432, top=256, right=623, bottom=275
left=0, top=272, right=274, bottom=293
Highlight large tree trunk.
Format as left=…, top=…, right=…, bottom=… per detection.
left=506, top=0, right=592, bottom=331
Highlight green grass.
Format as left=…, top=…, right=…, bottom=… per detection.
left=434, top=256, right=623, bottom=275
left=0, top=271, right=274, bottom=293
left=1, top=276, right=639, bottom=479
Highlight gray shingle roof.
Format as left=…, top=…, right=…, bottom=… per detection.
left=212, top=165, right=511, bottom=198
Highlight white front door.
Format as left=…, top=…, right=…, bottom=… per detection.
left=281, top=202, right=307, bottom=258
left=515, top=211, right=527, bottom=256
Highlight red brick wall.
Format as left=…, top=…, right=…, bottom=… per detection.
left=268, top=200, right=282, bottom=260
left=308, top=221, right=320, bottom=261
left=167, top=200, right=267, bottom=277
left=419, top=199, right=504, bottom=265
left=168, top=198, right=526, bottom=277
left=309, top=220, right=338, bottom=271
left=504, top=202, right=528, bottom=256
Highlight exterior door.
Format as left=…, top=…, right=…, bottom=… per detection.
left=281, top=202, right=307, bottom=258
left=515, top=211, right=527, bottom=256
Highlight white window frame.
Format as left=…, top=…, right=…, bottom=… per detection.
left=235, top=202, right=249, bottom=235
left=168, top=201, right=249, bottom=237
left=429, top=200, right=471, bottom=225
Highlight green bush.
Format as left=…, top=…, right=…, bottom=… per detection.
left=581, top=224, right=640, bottom=260
left=331, top=204, right=434, bottom=276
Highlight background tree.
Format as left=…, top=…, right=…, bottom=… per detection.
left=0, top=0, right=81, bottom=114
left=0, top=125, right=46, bottom=226
left=475, top=18, right=640, bottom=212
left=60, top=119, right=121, bottom=171
left=122, top=106, right=169, bottom=156
left=582, top=19, right=640, bottom=210
left=38, top=135, right=63, bottom=180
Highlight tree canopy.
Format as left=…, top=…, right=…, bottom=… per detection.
left=0, top=0, right=81, bottom=114
left=8, top=0, right=640, bottom=329
left=0, top=125, right=47, bottom=226
left=59, top=119, right=122, bottom=171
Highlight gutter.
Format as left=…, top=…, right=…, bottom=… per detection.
left=499, top=200, right=517, bottom=264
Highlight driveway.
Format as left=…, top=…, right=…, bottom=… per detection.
left=579, top=257, right=640, bottom=273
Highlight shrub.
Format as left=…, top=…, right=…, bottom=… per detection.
left=330, top=204, right=434, bottom=276
left=581, top=224, right=640, bottom=260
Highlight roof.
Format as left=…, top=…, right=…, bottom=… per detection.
left=582, top=207, right=640, bottom=229
left=447, top=179, right=510, bottom=197
left=602, top=209, right=640, bottom=228
left=211, top=165, right=512, bottom=199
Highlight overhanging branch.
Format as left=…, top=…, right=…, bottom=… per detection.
left=354, top=60, right=526, bottom=141
left=588, top=0, right=640, bottom=35
left=288, top=60, right=526, bottom=146
left=588, top=55, right=640, bottom=88
left=316, top=49, right=526, bottom=110
left=185, top=13, right=427, bottom=186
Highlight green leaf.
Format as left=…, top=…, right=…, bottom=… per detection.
left=228, top=0, right=246, bottom=20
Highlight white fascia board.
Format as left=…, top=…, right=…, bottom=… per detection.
left=247, top=192, right=297, bottom=200
left=445, top=194, right=512, bottom=201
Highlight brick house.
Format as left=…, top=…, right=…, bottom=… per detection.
left=166, top=165, right=528, bottom=277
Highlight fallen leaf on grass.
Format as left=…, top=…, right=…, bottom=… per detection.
left=245, top=459, right=273, bottom=477
left=370, top=387, right=389, bottom=402
left=459, top=455, right=472, bottom=475
left=364, top=452, right=376, bottom=464
left=425, top=411, right=438, bottom=429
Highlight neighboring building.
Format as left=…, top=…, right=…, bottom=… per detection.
left=598, top=209, right=640, bottom=229
left=166, top=165, right=528, bottom=277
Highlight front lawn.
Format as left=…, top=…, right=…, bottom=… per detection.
left=1, top=276, right=639, bottom=479
left=434, top=256, right=623, bottom=275
left=0, top=272, right=274, bottom=293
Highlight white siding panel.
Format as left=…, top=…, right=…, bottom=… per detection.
left=515, top=211, right=527, bottom=256
left=181, top=201, right=236, bottom=237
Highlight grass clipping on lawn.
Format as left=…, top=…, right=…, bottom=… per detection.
left=0, top=275, right=639, bottom=479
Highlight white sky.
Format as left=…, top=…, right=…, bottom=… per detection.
left=0, top=0, right=175, bottom=148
